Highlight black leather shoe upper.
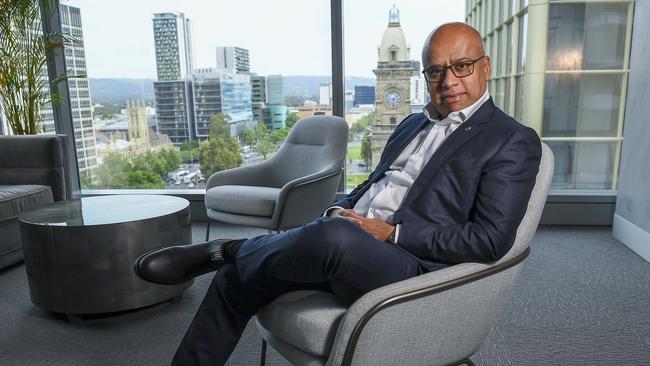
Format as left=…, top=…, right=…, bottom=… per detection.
left=134, top=241, right=226, bottom=285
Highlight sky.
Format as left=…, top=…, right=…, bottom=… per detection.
left=64, top=0, right=465, bottom=79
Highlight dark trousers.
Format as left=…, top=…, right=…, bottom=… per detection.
left=172, top=217, right=427, bottom=366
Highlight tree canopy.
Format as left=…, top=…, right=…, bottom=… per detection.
left=285, top=112, right=300, bottom=128
left=199, top=113, right=242, bottom=177
left=94, top=148, right=180, bottom=189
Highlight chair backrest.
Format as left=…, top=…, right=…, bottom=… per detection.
left=265, top=116, right=349, bottom=187
left=0, top=134, right=72, bottom=201
left=324, top=142, right=555, bottom=366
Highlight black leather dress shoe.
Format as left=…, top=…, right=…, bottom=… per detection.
left=134, top=240, right=231, bottom=285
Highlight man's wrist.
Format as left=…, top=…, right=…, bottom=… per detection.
left=385, top=227, right=396, bottom=244
left=323, top=206, right=345, bottom=217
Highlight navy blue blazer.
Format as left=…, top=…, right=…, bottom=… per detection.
left=333, top=98, right=541, bottom=270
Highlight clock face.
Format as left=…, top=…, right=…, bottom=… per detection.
left=385, top=90, right=401, bottom=108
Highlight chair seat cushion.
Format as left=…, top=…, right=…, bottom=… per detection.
left=257, top=290, right=348, bottom=357
left=205, top=185, right=280, bottom=217
left=0, top=185, right=53, bottom=221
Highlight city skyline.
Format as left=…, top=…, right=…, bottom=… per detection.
left=63, top=0, right=464, bottom=79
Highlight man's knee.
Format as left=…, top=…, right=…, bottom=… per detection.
left=305, top=216, right=362, bottom=242
left=292, top=217, right=366, bottom=257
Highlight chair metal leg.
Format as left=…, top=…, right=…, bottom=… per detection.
left=260, top=339, right=267, bottom=366
left=205, top=219, right=211, bottom=241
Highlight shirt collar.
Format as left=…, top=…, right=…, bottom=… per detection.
left=423, top=88, right=491, bottom=125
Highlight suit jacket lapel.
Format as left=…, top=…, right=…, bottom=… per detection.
left=400, top=98, right=497, bottom=208
left=373, top=115, right=430, bottom=182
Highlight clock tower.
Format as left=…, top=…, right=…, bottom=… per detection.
left=371, top=5, right=417, bottom=169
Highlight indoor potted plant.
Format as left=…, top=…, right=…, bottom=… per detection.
left=0, top=0, right=70, bottom=135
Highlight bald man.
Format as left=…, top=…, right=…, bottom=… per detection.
left=136, top=22, right=542, bottom=366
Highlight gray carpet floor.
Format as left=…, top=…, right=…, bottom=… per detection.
left=1, top=224, right=649, bottom=366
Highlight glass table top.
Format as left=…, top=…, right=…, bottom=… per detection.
left=18, top=195, right=189, bottom=227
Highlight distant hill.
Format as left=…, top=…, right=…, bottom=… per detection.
left=89, top=78, right=155, bottom=106
left=88, top=75, right=375, bottom=106
left=283, top=75, right=375, bottom=97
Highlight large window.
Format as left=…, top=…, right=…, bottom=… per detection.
left=543, top=2, right=632, bottom=190
left=343, top=0, right=464, bottom=190
left=55, top=0, right=331, bottom=190
left=470, top=0, right=633, bottom=191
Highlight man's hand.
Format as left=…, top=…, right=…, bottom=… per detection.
left=339, top=209, right=395, bottom=241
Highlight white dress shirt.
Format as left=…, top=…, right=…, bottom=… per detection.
left=330, top=89, right=490, bottom=243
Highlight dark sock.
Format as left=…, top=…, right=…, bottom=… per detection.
left=220, top=239, right=246, bottom=263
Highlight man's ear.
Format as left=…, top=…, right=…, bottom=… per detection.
left=483, top=56, right=491, bottom=80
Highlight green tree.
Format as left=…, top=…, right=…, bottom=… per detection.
left=269, top=127, right=290, bottom=145
left=125, top=170, right=165, bottom=189
left=180, top=147, right=199, bottom=164
left=159, top=148, right=181, bottom=173
left=360, top=131, right=372, bottom=168
left=285, top=112, right=300, bottom=128
left=255, top=122, right=269, bottom=140
left=256, top=137, right=276, bottom=160
left=132, top=151, right=166, bottom=178
left=97, top=153, right=131, bottom=188
left=238, top=129, right=256, bottom=146
left=199, top=113, right=242, bottom=177
left=349, top=112, right=375, bottom=141
left=179, top=141, right=200, bottom=164
left=179, top=141, right=199, bottom=151
left=96, top=151, right=173, bottom=188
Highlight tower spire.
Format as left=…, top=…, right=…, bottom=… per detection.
left=388, top=4, right=400, bottom=26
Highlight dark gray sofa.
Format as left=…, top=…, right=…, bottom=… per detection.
left=0, top=134, right=72, bottom=270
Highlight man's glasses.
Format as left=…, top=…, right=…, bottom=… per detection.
left=422, top=55, right=486, bottom=83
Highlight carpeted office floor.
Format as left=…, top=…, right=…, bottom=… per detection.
left=1, top=224, right=649, bottom=366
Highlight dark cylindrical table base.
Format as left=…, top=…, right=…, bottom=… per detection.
left=20, top=201, right=192, bottom=315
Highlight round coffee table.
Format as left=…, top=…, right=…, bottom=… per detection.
left=19, top=194, right=193, bottom=316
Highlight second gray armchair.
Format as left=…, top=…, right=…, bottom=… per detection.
left=204, top=115, right=349, bottom=239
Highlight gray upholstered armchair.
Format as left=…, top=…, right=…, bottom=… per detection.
left=255, top=143, right=554, bottom=366
left=204, top=115, right=349, bottom=239
left=0, top=134, right=72, bottom=270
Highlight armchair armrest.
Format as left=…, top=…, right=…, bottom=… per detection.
left=205, top=161, right=275, bottom=190
left=326, top=248, right=530, bottom=366
left=273, top=168, right=343, bottom=229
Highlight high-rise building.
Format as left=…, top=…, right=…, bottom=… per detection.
left=216, top=46, right=250, bottom=74
left=192, top=68, right=254, bottom=139
left=466, top=0, right=634, bottom=190
left=319, top=83, right=332, bottom=106
left=371, top=5, right=416, bottom=169
left=266, top=75, right=284, bottom=105
left=58, top=4, right=98, bottom=182
left=152, top=12, right=195, bottom=145
left=410, top=75, right=428, bottom=106
left=250, top=74, right=266, bottom=124
left=263, top=104, right=288, bottom=131
left=153, top=80, right=194, bottom=145
left=152, top=12, right=193, bottom=80
left=354, top=85, right=375, bottom=106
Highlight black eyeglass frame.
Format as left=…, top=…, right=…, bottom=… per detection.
left=422, top=55, right=487, bottom=83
